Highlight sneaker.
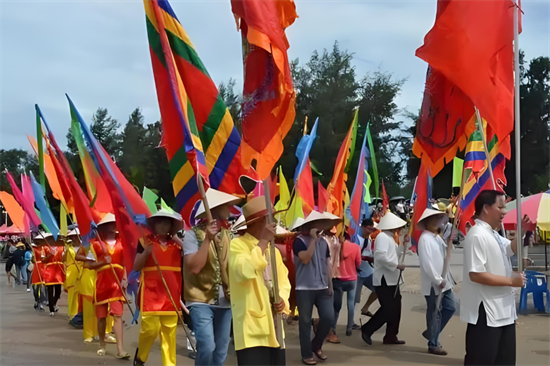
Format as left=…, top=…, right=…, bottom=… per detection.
left=428, top=346, right=448, bottom=356
left=50, top=312, right=55, bottom=317
left=39, top=304, right=45, bottom=312
left=54, top=306, right=59, bottom=312
left=352, top=324, right=361, bottom=330
left=27, top=288, right=31, bottom=292
left=34, top=303, right=38, bottom=311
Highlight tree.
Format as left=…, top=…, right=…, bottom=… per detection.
left=506, top=55, right=550, bottom=196
left=0, top=149, right=39, bottom=192
left=218, top=78, right=242, bottom=130
left=119, top=108, right=147, bottom=175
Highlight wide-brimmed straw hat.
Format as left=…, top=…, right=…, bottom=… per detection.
left=68, top=228, right=80, bottom=236
left=417, top=208, right=448, bottom=231
left=290, top=211, right=342, bottom=232
left=195, top=188, right=241, bottom=220
left=241, top=196, right=280, bottom=225
left=98, top=213, right=116, bottom=226
left=147, top=209, right=184, bottom=233
left=376, top=212, right=407, bottom=231
left=34, top=232, right=53, bottom=240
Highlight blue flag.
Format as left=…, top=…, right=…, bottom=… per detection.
left=30, top=171, right=60, bottom=240
left=294, top=118, right=319, bottom=183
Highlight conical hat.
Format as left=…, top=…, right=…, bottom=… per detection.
left=231, top=215, right=247, bottom=231
left=376, top=212, right=407, bottom=231
left=290, top=217, right=305, bottom=231
left=68, top=228, right=80, bottom=236
left=98, top=213, right=116, bottom=226
left=290, top=211, right=342, bottom=231
left=417, top=208, right=448, bottom=231
left=147, top=209, right=183, bottom=233
left=195, top=188, right=241, bottom=220
left=34, top=232, right=53, bottom=240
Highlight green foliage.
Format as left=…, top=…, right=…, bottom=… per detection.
left=0, top=149, right=39, bottom=192
left=218, top=78, right=241, bottom=131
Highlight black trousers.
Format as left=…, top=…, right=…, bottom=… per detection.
left=464, top=304, right=516, bottom=366
left=296, top=289, right=334, bottom=359
left=236, top=347, right=286, bottom=366
left=361, top=277, right=401, bottom=342
left=47, top=284, right=61, bottom=313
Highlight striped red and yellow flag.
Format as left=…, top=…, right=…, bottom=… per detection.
left=145, top=0, right=255, bottom=225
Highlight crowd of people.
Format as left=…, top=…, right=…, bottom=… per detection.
left=2, top=188, right=530, bottom=366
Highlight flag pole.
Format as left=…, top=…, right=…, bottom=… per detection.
left=514, top=0, right=523, bottom=272
left=262, top=179, right=285, bottom=349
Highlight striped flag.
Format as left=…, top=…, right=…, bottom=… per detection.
left=144, top=0, right=255, bottom=225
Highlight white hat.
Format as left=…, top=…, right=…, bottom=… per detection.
left=417, top=208, right=448, bottom=231
left=376, top=212, right=407, bottom=231
left=68, top=228, right=80, bottom=236
left=35, top=232, right=53, bottom=240
left=290, top=211, right=342, bottom=231
left=195, top=188, right=241, bottom=220
left=231, top=215, right=247, bottom=231
left=98, top=213, right=116, bottom=226
left=147, top=209, right=183, bottom=233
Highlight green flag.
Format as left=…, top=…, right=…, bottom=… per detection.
left=142, top=187, right=159, bottom=214
left=452, top=157, right=464, bottom=188
left=161, top=198, right=175, bottom=214
left=344, top=109, right=359, bottom=173
left=363, top=171, right=372, bottom=204
left=366, top=123, right=379, bottom=200
left=35, top=106, right=46, bottom=190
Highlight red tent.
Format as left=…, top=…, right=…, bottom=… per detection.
left=0, top=225, right=24, bottom=235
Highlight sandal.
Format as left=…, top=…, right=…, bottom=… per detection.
left=314, top=350, right=328, bottom=361
left=302, top=358, right=317, bottom=365
left=115, top=352, right=131, bottom=360
left=97, top=348, right=106, bottom=356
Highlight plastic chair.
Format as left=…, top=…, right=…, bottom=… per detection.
left=519, top=271, right=550, bottom=314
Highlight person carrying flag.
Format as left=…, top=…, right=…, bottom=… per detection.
left=64, top=229, right=83, bottom=323
left=41, top=233, right=65, bottom=317
left=133, top=209, right=184, bottom=366
left=86, top=213, right=129, bottom=359
left=182, top=189, right=240, bottom=366
left=417, top=208, right=456, bottom=356
left=30, top=236, right=47, bottom=312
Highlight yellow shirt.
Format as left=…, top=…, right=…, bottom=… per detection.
left=75, top=246, right=97, bottom=299
left=63, top=245, right=82, bottom=290
left=229, top=232, right=291, bottom=351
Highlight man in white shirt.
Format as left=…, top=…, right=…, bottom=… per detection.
left=417, top=208, right=456, bottom=356
left=461, top=190, right=530, bottom=365
left=361, top=213, right=407, bottom=346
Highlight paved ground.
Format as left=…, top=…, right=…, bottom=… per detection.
left=1, top=268, right=549, bottom=366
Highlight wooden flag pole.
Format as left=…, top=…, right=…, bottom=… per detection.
left=262, top=179, right=285, bottom=349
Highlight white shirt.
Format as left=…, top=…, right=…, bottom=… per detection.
left=418, top=231, right=454, bottom=296
left=460, top=219, right=517, bottom=327
left=373, top=231, right=401, bottom=286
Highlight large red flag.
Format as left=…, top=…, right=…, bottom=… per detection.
left=317, top=181, right=329, bottom=213
left=231, top=0, right=298, bottom=179
left=416, top=0, right=519, bottom=143
left=296, top=159, right=314, bottom=216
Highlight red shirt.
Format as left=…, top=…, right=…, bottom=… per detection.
left=336, top=240, right=361, bottom=281
left=137, top=236, right=182, bottom=315
left=43, top=246, right=65, bottom=285
left=91, top=238, right=126, bottom=305
left=31, top=246, right=45, bottom=285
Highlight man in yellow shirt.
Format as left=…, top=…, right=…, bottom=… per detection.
left=229, top=196, right=291, bottom=365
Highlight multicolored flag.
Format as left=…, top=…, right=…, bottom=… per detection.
left=294, top=118, right=318, bottom=217
left=416, top=0, right=519, bottom=144
left=144, top=0, right=211, bottom=226
left=231, top=0, right=298, bottom=179
left=366, top=123, right=379, bottom=201
left=346, top=128, right=369, bottom=236
left=327, top=111, right=359, bottom=218
left=458, top=124, right=508, bottom=234
left=29, top=171, right=60, bottom=240
left=5, top=172, right=41, bottom=235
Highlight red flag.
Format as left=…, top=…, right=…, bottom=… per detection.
left=317, top=181, right=329, bottom=213
left=382, top=181, right=389, bottom=214
left=416, top=0, right=519, bottom=143
left=231, top=0, right=298, bottom=179
left=296, top=159, right=314, bottom=216
left=409, top=162, right=433, bottom=252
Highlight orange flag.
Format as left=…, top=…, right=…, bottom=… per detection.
left=0, top=191, right=25, bottom=231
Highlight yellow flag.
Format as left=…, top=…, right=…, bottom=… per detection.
left=274, top=168, right=290, bottom=224
left=60, top=205, right=68, bottom=236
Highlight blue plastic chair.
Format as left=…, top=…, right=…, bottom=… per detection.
left=519, top=271, right=550, bottom=314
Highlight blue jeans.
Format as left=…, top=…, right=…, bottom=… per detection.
left=332, top=279, right=356, bottom=332
left=355, top=274, right=375, bottom=304
left=424, top=288, right=456, bottom=348
left=189, top=305, right=232, bottom=366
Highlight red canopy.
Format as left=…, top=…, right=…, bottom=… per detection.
left=0, top=224, right=24, bottom=235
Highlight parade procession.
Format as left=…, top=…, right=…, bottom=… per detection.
left=1, top=1, right=550, bottom=366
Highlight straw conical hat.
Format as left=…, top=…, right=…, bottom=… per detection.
left=34, top=232, right=53, bottom=240
left=417, top=208, right=448, bottom=231
left=290, top=211, right=342, bottom=231
left=98, top=213, right=116, bottom=226
left=231, top=215, right=247, bottom=231
left=147, top=209, right=184, bottom=233
left=68, top=228, right=80, bottom=236
left=195, top=188, right=241, bottom=220
left=376, top=212, right=407, bottom=231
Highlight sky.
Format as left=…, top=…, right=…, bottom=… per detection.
left=1, top=0, right=549, bottom=153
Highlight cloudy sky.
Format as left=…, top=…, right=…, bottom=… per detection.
left=1, top=0, right=549, bottom=152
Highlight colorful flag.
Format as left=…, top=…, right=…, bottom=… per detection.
left=458, top=124, right=508, bottom=233
left=29, top=172, right=60, bottom=240
left=0, top=192, right=25, bottom=231
left=5, top=172, right=41, bottom=233
left=317, top=181, right=329, bottom=213
left=416, top=0, right=518, bottom=144
left=294, top=118, right=318, bottom=217
left=35, top=105, right=46, bottom=190
left=68, top=95, right=151, bottom=268
left=144, top=0, right=211, bottom=226
left=347, top=128, right=369, bottom=236
left=410, top=162, right=434, bottom=252
left=452, top=157, right=464, bottom=188
left=142, top=187, right=159, bottom=215
left=27, top=135, right=66, bottom=207
left=327, top=111, right=359, bottom=218
left=274, top=168, right=290, bottom=224
left=294, top=118, right=318, bottom=182
left=366, top=123, right=379, bottom=201
left=231, top=0, right=298, bottom=179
